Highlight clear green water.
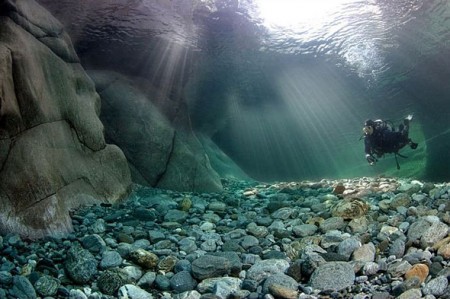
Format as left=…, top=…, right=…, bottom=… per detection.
left=39, top=0, right=450, bottom=182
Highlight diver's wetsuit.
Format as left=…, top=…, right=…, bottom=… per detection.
left=364, top=122, right=409, bottom=157
left=364, top=117, right=418, bottom=169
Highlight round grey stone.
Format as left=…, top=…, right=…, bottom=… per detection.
left=174, top=259, right=192, bottom=273
left=170, top=270, right=197, bottom=293
left=337, top=238, right=361, bottom=260
left=137, top=272, right=157, bottom=289
left=292, top=224, right=318, bottom=237
left=148, top=230, right=166, bottom=243
left=246, top=259, right=290, bottom=284
left=407, top=219, right=431, bottom=241
left=421, top=222, right=449, bottom=248
left=309, top=262, right=355, bottom=291
left=164, top=210, right=188, bottom=223
left=389, top=238, right=405, bottom=258
left=319, top=217, right=346, bottom=232
left=179, top=237, right=198, bottom=253
left=100, top=250, right=123, bottom=269
left=155, top=274, right=171, bottom=291
left=423, top=275, right=448, bottom=296
left=387, top=260, right=412, bottom=278
left=192, top=255, right=230, bottom=280
left=241, top=235, right=259, bottom=249
left=352, top=242, right=376, bottom=262
left=81, top=234, right=106, bottom=253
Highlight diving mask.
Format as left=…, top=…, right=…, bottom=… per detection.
left=363, top=125, right=373, bottom=135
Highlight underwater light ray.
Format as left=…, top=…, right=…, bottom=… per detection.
left=272, top=65, right=370, bottom=177
left=274, top=85, right=344, bottom=175
left=133, top=38, right=192, bottom=109
left=224, top=93, right=322, bottom=179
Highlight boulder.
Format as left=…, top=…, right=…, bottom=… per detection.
left=0, top=0, right=131, bottom=238
left=90, top=70, right=243, bottom=192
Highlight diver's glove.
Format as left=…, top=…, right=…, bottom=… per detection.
left=366, top=154, right=376, bottom=165
left=404, top=114, right=413, bottom=125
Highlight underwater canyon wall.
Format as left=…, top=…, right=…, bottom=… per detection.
left=32, top=0, right=249, bottom=190
left=0, top=0, right=132, bottom=238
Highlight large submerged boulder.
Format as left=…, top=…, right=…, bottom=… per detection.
left=0, top=0, right=131, bottom=238
left=89, top=71, right=234, bottom=192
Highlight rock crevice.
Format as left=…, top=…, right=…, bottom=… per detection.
left=155, top=130, right=177, bottom=187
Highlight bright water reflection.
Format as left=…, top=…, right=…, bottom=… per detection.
left=250, top=0, right=427, bottom=81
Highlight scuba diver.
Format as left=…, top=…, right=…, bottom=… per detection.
left=363, top=114, right=418, bottom=169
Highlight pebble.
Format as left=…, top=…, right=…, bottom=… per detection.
left=352, top=242, right=376, bottom=262
left=100, top=250, right=123, bottom=269
left=170, top=270, right=197, bottom=293
left=64, top=244, right=98, bottom=284
left=309, top=261, right=355, bottom=291
left=33, top=274, right=60, bottom=296
left=122, top=265, right=143, bottom=281
left=129, top=248, right=159, bottom=269
left=82, top=234, right=106, bottom=253
left=396, top=288, right=422, bottom=299
left=262, top=273, right=298, bottom=294
left=337, top=237, right=361, bottom=260
left=292, top=224, right=318, bottom=237
left=387, top=260, right=412, bottom=278
left=213, top=278, right=241, bottom=298
left=191, top=255, right=231, bottom=280
left=155, top=274, right=171, bottom=290
left=10, top=275, right=37, bottom=299
left=0, top=178, right=449, bottom=298
left=98, top=268, right=130, bottom=295
left=405, top=263, right=429, bottom=283
left=423, top=275, right=448, bottom=296
left=421, top=221, right=449, bottom=248
left=268, top=283, right=298, bottom=299
left=118, top=284, right=153, bottom=299
left=246, top=259, right=290, bottom=283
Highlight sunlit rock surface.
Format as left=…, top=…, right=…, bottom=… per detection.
left=89, top=70, right=248, bottom=192
left=0, top=0, right=131, bottom=238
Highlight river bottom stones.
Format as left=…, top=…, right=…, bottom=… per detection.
left=1, top=177, right=450, bottom=298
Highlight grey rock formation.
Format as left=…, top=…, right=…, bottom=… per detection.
left=0, top=0, right=131, bottom=238
left=90, top=70, right=246, bottom=192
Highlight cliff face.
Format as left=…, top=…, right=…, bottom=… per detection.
left=0, top=0, right=132, bottom=238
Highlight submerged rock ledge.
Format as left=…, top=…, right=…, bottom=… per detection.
left=1, top=177, right=450, bottom=298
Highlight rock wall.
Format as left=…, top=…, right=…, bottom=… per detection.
left=0, top=0, right=131, bottom=238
